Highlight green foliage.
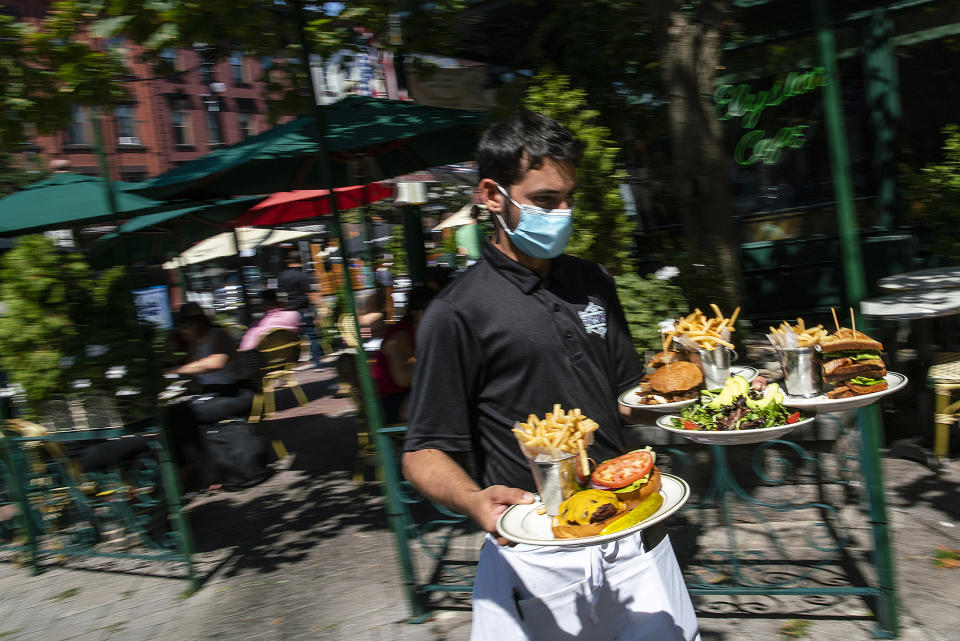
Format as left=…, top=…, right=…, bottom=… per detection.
left=0, top=7, right=128, bottom=150
left=522, top=71, right=631, bottom=273
left=0, top=236, right=159, bottom=420
left=614, top=272, right=688, bottom=353
left=0, top=152, right=48, bottom=197
left=902, top=125, right=960, bottom=265
left=777, top=619, right=812, bottom=639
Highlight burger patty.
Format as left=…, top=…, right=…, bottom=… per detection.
left=590, top=502, right=620, bottom=524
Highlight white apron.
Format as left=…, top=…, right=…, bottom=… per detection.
left=471, top=529, right=700, bottom=641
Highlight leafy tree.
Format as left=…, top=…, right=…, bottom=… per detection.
left=520, top=70, right=630, bottom=273
left=648, top=0, right=740, bottom=309
left=0, top=151, right=48, bottom=196
left=902, top=124, right=960, bottom=264
left=0, top=235, right=92, bottom=414
left=0, top=5, right=128, bottom=151
left=0, top=235, right=159, bottom=420
left=613, top=271, right=688, bottom=353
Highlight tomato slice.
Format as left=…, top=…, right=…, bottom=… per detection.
left=683, top=420, right=700, bottom=431
left=591, top=451, right=654, bottom=489
left=786, top=411, right=801, bottom=424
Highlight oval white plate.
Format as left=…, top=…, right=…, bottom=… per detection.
left=496, top=473, right=690, bottom=547
left=619, top=366, right=759, bottom=413
left=781, top=372, right=908, bottom=413
left=654, top=413, right=815, bottom=445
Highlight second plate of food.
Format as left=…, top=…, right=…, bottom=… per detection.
left=619, top=366, right=759, bottom=413
left=781, top=372, right=908, bottom=413
left=654, top=413, right=815, bottom=445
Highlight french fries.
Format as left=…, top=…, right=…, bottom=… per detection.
left=512, top=404, right=599, bottom=476
left=663, top=305, right=740, bottom=352
left=767, top=318, right=829, bottom=347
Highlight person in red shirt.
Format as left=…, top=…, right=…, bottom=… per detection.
left=371, top=286, right=434, bottom=424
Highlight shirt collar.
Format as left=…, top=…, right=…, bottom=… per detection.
left=481, top=239, right=572, bottom=294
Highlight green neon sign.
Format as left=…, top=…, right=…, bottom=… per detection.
left=716, top=67, right=826, bottom=166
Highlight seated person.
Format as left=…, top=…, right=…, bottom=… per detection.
left=371, top=287, right=433, bottom=424
left=165, top=302, right=254, bottom=490
left=238, top=289, right=302, bottom=352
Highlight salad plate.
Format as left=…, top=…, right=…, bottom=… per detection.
left=496, top=473, right=690, bottom=546
left=781, top=372, right=908, bottom=413
left=619, top=366, right=759, bottom=413
left=655, top=413, right=814, bottom=445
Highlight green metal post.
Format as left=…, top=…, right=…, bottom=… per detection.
left=292, top=2, right=422, bottom=616
left=813, top=0, right=868, bottom=314
left=863, top=8, right=902, bottom=230
left=0, top=404, right=40, bottom=573
left=814, top=2, right=898, bottom=636
left=154, top=418, right=198, bottom=589
left=857, top=404, right=899, bottom=638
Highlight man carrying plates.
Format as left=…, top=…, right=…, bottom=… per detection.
left=402, top=112, right=700, bottom=640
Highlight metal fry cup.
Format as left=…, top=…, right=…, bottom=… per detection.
left=688, top=346, right=737, bottom=389
left=527, top=453, right=580, bottom=517
left=777, top=347, right=822, bottom=398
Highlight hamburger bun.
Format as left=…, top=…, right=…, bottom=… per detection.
left=647, top=361, right=703, bottom=394
left=609, top=467, right=661, bottom=503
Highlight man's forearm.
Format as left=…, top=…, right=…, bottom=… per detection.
left=402, top=449, right=479, bottom=515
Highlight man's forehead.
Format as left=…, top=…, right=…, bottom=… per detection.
left=516, top=155, right=577, bottom=188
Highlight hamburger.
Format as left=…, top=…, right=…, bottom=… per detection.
left=820, top=328, right=888, bottom=398
left=552, top=448, right=662, bottom=538
left=635, top=361, right=703, bottom=405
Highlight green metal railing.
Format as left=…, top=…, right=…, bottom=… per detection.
left=0, top=414, right=196, bottom=587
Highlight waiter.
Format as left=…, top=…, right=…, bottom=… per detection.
left=402, top=112, right=700, bottom=640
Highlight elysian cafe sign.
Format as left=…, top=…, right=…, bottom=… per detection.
left=715, top=67, right=826, bottom=166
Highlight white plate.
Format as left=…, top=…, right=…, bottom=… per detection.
left=618, top=366, right=760, bottom=413
left=496, top=473, right=690, bottom=547
left=781, top=372, right=908, bottom=413
left=654, top=413, right=815, bottom=445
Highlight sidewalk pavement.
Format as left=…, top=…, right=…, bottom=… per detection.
left=1, top=368, right=958, bottom=640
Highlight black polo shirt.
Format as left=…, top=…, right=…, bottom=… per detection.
left=404, top=240, right=644, bottom=492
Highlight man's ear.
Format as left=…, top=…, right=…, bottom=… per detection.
left=479, top=178, right=506, bottom=214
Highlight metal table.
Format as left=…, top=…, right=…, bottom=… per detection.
left=861, top=288, right=960, bottom=471
left=877, top=266, right=960, bottom=293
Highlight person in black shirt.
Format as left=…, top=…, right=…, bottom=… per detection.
left=277, top=249, right=323, bottom=368
left=402, top=112, right=700, bottom=640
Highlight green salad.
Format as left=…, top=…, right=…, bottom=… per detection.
left=670, top=376, right=803, bottom=432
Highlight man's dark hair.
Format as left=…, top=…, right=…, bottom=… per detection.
left=284, top=249, right=301, bottom=266
left=476, top=111, right=583, bottom=188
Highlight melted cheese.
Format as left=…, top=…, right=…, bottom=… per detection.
left=557, top=489, right=623, bottom=525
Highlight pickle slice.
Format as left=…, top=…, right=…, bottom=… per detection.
left=599, top=493, right=665, bottom=535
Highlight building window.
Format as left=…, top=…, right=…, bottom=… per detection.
left=66, top=105, right=93, bottom=146
left=114, top=104, right=140, bottom=145
left=236, top=98, right=257, bottom=139
left=206, top=100, right=223, bottom=145
left=230, top=51, right=247, bottom=85
left=169, top=97, right=192, bottom=146
left=200, top=63, right=215, bottom=87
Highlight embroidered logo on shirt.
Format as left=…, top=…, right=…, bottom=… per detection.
left=578, top=302, right=607, bottom=338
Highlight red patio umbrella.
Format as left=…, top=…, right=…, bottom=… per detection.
left=230, top=182, right=395, bottom=227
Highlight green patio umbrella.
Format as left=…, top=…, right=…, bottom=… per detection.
left=0, top=173, right=165, bottom=237
left=88, top=196, right=262, bottom=268
left=131, top=95, right=485, bottom=201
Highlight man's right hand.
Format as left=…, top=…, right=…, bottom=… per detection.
left=466, top=485, right=534, bottom=545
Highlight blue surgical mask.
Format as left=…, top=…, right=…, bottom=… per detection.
left=495, top=184, right=573, bottom=259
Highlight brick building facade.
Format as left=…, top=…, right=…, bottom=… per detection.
left=3, top=0, right=290, bottom=182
